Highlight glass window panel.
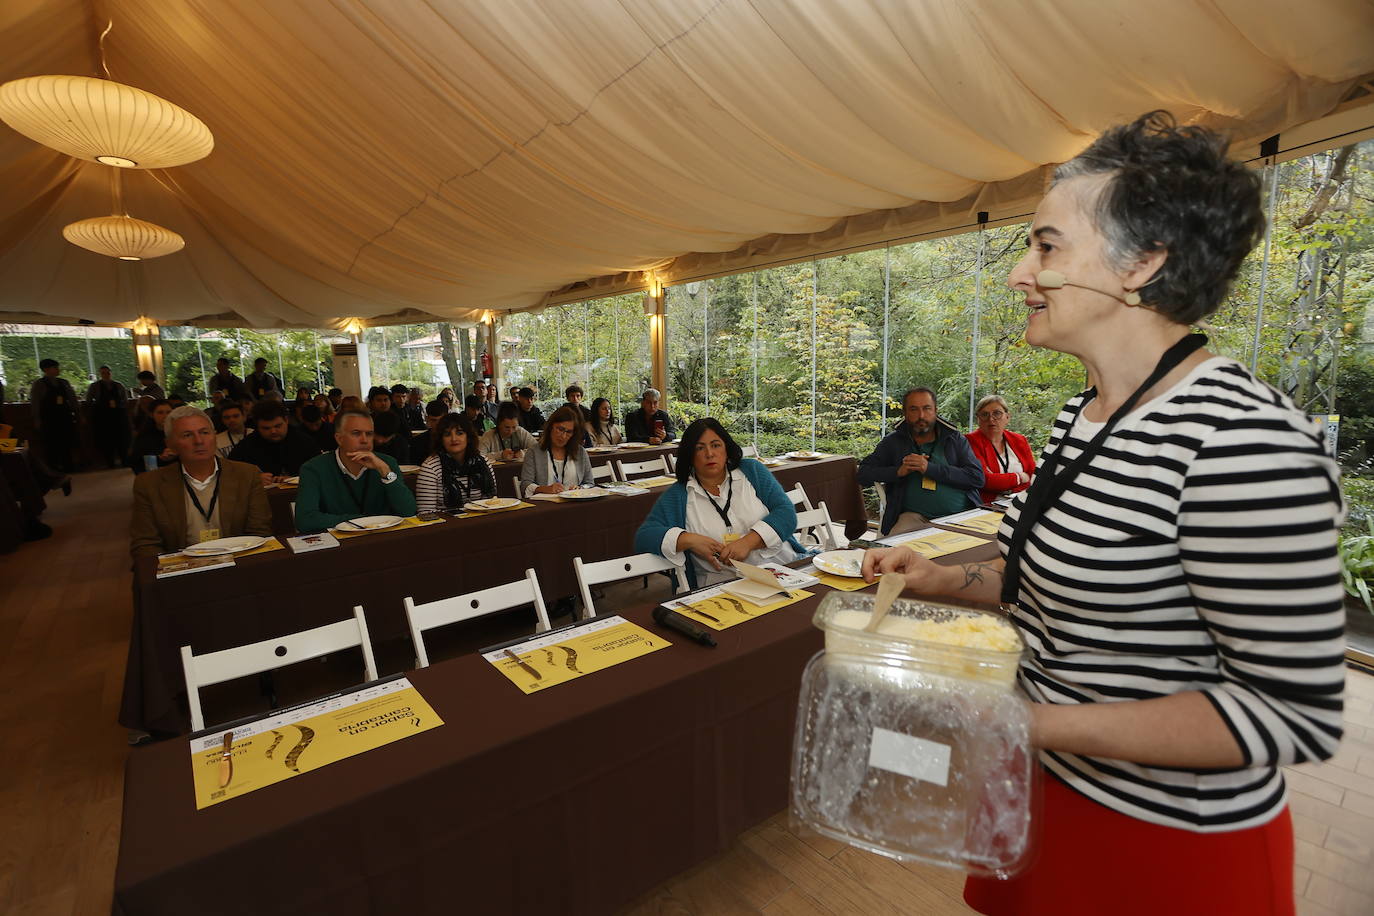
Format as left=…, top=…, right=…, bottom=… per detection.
left=814, top=250, right=887, bottom=456
left=753, top=262, right=815, bottom=456
left=1, top=323, right=138, bottom=400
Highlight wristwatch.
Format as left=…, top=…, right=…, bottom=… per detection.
left=380, top=470, right=398, bottom=484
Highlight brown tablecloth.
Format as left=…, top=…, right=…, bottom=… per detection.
left=113, top=538, right=998, bottom=916
left=120, top=456, right=869, bottom=735
left=263, top=444, right=679, bottom=535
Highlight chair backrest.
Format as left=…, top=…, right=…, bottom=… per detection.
left=794, top=501, right=837, bottom=551
left=573, top=553, right=686, bottom=620
left=510, top=471, right=522, bottom=498
left=875, top=482, right=888, bottom=520
left=741, top=445, right=758, bottom=458
left=180, top=606, right=378, bottom=733
left=787, top=483, right=814, bottom=512
left=591, top=462, right=615, bottom=483
left=615, top=455, right=671, bottom=481
left=405, top=568, right=550, bottom=668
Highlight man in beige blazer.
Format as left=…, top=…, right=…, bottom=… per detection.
left=130, top=406, right=273, bottom=560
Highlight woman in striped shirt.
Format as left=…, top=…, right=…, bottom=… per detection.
left=415, top=413, right=496, bottom=513
left=864, top=112, right=1344, bottom=915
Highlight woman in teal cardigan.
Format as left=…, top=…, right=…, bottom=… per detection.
left=634, top=418, right=804, bottom=588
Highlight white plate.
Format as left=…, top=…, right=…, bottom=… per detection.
left=330, top=515, right=405, bottom=533
left=280, top=476, right=300, bottom=486
left=398, top=465, right=421, bottom=474
left=462, top=497, right=522, bottom=511
left=587, top=446, right=619, bottom=453
left=184, top=535, right=270, bottom=556
left=783, top=451, right=824, bottom=461
left=559, top=488, right=608, bottom=500
left=619, top=442, right=654, bottom=449
left=813, top=549, right=867, bottom=578
left=758, top=458, right=784, bottom=467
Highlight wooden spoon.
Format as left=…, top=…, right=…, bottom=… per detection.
left=864, top=573, right=906, bottom=634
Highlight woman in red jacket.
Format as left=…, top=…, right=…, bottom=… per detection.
left=965, top=395, right=1035, bottom=504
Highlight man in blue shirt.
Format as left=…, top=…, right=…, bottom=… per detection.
left=858, top=387, right=984, bottom=535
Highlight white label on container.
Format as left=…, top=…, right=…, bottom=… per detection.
left=868, top=727, right=951, bottom=787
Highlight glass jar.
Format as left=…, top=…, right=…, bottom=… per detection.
left=790, top=591, right=1036, bottom=877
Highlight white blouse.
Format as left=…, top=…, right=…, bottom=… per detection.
left=659, top=468, right=797, bottom=586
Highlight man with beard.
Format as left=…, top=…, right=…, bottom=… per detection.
left=857, top=387, right=983, bottom=536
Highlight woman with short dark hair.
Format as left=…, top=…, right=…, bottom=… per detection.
left=518, top=406, right=593, bottom=497
left=635, top=418, right=803, bottom=587
left=864, top=112, right=1345, bottom=914
left=415, top=413, right=495, bottom=512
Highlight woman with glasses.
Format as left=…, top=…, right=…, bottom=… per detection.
left=519, top=406, right=594, bottom=497
left=965, top=395, right=1035, bottom=504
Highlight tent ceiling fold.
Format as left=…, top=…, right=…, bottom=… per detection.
left=1, top=0, right=1372, bottom=328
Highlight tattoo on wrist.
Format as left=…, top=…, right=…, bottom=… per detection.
left=959, top=562, right=996, bottom=590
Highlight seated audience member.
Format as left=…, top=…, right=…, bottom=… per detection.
left=167, top=394, right=187, bottom=410
left=404, top=387, right=426, bottom=429
left=563, top=384, right=589, bottom=421
left=207, top=389, right=227, bottom=431
left=437, top=387, right=458, bottom=411
left=245, top=357, right=280, bottom=400
left=475, top=379, right=499, bottom=423
left=327, top=388, right=344, bottom=412
left=519, top=406, right=594, bottom=497
left=300, top=404, right=337, bottom=453
left=624, top=388, right=675, bottom=444
left=965, top=394, right=1036, bottom=504
left=129, top=406, right=272, bottom=560
left=210, top=357, right=250, bottom=402
left=130, top=399, right=176, bottom=475
left=229, top=399, right=321, bottom=486
left=216, top=400, right=250, bottom=457
left=416, top=414, right=496, bottom=512
left=412, top=399, right=450, bottom=464
left=462, top=394, right=489, bottom=433
left=372, top=408, right=412, bottom=465
left=131, top=370, right=165, bottom=400
left=367, top=386, right=393, bottom=417
left=294, top=410, right=417, bottom=533
left=479, top=403, right=537, bottom=462
left=515, top=387, right=545, bottom=433
left=857, top=387, right=984, bottom=535
left=292, top=387, right=314, bottom=424
left=389, top=383, right=409, bottom=416
left=312, top=393, right=335, bottom=425
left=585, top=397, right=623, bottom=446
left=634, top=418, right=801, bottom=588
left=339, top=394, right=365, bottom=412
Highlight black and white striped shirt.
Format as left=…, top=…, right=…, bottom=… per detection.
left=999, top=357, right=1345, bottom=831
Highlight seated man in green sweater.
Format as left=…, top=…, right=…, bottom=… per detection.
left=294, top=409, right=417, bottom=533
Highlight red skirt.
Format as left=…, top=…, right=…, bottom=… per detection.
left=964, top=771, right=1293, bottom=916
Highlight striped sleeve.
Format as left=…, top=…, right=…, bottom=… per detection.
left=1178, top=411, right=1346, bottom=767
left=415, top=456, right=442, bottom=514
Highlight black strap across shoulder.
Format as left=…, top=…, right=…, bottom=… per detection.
left=999, top=333, right=1207, bottom=604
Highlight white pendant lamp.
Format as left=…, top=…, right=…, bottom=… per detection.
left=0, top=74, right=213, bottom=169
left=63, top=214, right=185, bottom=261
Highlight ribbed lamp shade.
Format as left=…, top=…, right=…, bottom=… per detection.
left=0, top=75, right=213, bottom=168
left=63, top=215, right=185, bottom=260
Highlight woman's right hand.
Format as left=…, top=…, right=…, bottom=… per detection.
left=536, top=483, right=566, bottom=494
left=862, top=546, right=951, bottom=594
left=677, top=532, right=725, bottom=570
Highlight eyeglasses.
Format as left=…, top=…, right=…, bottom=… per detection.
left=976, top=409, right=1007, bottom=420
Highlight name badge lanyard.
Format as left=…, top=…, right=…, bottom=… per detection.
left=702, top=473, right=735, bottom=534
left=995, top=440, right=1012, bottom=473
left=1001, top=333, right=1207, bottom=605
left=184, top=458, right=223, bottom=524
left=551, top=454, right=571, bottom=485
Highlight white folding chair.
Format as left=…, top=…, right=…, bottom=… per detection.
left=616, top=455, right=671, bottom=482
left=592, top=462, right=615, bottom=483
left=180, top=606, right=379, bottom=733
left=794, top=501, right=838, bottom=551
left=510, top=472, right=523, bottom=498
left=786, top=483, right=815, bottom=512
left=875, top=483, right=888, bottom=523
left=405, top=568, right=551, bottom=668
left=665, top=453, right=676, bottom=473
left=573, top=553, right=687, bottom=620
left=741, top=445, right=759, bottom=458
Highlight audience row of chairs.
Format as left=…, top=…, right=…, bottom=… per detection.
left=183, top=482, right=842, bottom=731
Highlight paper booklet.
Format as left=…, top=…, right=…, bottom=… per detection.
left=721, top=559, right=820, bottom=602
left=286, top=532, right=340, bottom=553
left=156, top=554, right=236, bottom=578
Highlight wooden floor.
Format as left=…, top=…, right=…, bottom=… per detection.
left=2, top=469, right=1374, bottom=915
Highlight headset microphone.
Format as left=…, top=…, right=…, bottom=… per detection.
left=1036, top=269, right=1142, bottom=306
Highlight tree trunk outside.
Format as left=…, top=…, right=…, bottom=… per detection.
left=458, top=326, right=474, bottom=390
left=437, top=323, right=464, bottom=390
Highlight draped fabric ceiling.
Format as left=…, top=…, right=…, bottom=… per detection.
left=2, top=0, right=1373, bottom=329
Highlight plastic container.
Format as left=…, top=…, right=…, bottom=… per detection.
left=790, top=591, right=1036, bottom=877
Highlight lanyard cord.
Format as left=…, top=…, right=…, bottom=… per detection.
left=183, top=458, right=222, bottom=523
left=699, top=472, right=735, bottom=530
left=1000, top=333, right=1207, bottom=605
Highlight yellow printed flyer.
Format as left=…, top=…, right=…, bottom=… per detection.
left=189, top=677, right=442, bottom=809
left=664, top=585, right=814, bottom=631
left=935, top=508, right=1005, bottom=537
left=483, top=615, right=669, bottom=695
left=879, top=526, right=989, bottom=558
